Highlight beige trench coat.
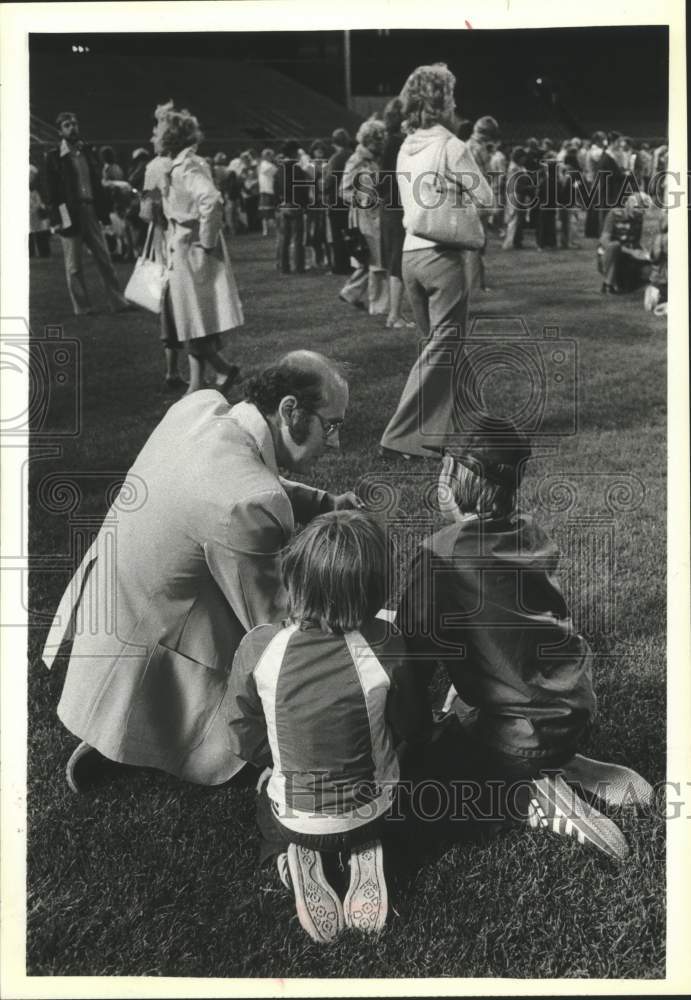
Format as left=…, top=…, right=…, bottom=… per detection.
left=42, top=395, right=332, bottom=784
left=162, top=147, right=244, bottom=341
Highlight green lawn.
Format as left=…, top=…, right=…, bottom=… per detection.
left=26, top=224, right=666, bottom=978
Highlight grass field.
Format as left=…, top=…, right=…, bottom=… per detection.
left=26, top=223, right=666, bottom=979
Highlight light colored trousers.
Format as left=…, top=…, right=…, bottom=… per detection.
left=339, top=221, right=389, bottom=314
left=339, top=264, right=388, bottom=314
left=380, top=247, right=472, bottom=457
left=60, top=203, right=126, bottom=314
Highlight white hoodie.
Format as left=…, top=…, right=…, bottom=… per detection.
left=396, top=124, right=493, bottom=251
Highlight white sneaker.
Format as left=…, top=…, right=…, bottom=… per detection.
left=526, top=774, right=630, bottom=861
left=344, top=839, right=388, bottom=933
left=560, top=754, right=654, bottom=809
left=286, top=844, right=344, bottom=945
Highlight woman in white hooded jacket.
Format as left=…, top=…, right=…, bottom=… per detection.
left=380, top=63, right=492, bottom=458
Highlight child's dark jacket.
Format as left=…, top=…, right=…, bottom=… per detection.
left=398, top=514, right=596, bottom=759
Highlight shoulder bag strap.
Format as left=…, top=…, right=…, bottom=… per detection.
left=141, top=222, right=156, bottom=262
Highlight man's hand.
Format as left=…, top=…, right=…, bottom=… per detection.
left=331, top=491, right=365, bottom=511
left=438, top=454, right=465, bottom=524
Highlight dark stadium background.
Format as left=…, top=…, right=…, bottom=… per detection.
left=29, top=27, right=668, bottom=154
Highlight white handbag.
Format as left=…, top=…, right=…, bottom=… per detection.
left=124, top=224, right=168, bottom=314
left=407, top=138, right=486, bottom=250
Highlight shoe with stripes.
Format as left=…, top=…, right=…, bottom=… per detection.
left=344, top=840, right=388, bottom=933
left=286, top=844, right=344, bottom=944
left=560, top=754, right=654, bottom=809
left=276, top=852, right=291, bottom=890
left=525, top=774, right=630, bottom=861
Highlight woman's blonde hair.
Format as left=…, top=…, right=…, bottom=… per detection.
left=282, top=510, right=389, bottom=634
left=355, top=118, right=387, bottom=153
left=400, top=63, right=456, bottom=131
left=155, top=103, right=203, bottom=158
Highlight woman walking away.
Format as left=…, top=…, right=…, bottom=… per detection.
left=153, top=103, right=243, bottom=394
left=380, top=63, right=492, bottom=459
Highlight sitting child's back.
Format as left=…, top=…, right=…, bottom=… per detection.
left=230, top=612, right=422, bottom=832
left=226, top=509, right=428, bottom=944
left=400, top=510, right=595, bottom=760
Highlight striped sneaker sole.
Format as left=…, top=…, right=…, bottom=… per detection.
left=344, top=839, right=388, bottom=933
left=286, top=844, right=344, bottom=945
left=528, top=775, right=630, bottom=861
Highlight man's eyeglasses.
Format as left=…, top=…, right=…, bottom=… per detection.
left=309, top=411, right=343, bottom=439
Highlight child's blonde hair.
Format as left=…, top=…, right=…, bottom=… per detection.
left=282, top=510, right=388, bottom=634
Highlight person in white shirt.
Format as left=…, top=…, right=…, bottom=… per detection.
left=257, top=148, right=278, bottom=237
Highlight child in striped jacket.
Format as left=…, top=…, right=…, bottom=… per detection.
left=227, top=510, right=429, bottom=944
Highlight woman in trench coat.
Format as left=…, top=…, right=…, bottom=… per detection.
left=154, top=104, right=244, bottom=394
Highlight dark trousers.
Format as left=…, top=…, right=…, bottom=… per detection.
left=307, top=207, right=330, bottom=266
left=276, top=208, right=305, bottom=274
left=328, top=207, right=351, bottom=274
left=537, top=209, right=557, bottom=248
left=59, top=203, right=126, bottom=314
left=600, top=244, right=648, bottom=291
left=29, top=231, right=51, bottom=257
left=502, top=209, right=526, bottom=249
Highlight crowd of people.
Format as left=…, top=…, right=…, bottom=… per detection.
left=31, top=94, right=671, bottom=336
left=36, top=62, right=661, bottom=947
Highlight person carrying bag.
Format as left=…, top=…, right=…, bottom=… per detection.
left=405, top=135, right=486, bottom=250
left=379, top=63, right=493, bottom=460
left=125, top=222, right=168, bottom=314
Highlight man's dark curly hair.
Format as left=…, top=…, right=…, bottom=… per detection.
left=244, top=362, right=326, bottom=416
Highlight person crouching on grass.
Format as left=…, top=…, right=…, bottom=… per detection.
left=397, top=415, right=654, bottom=861
left=227, top=510, right=430, bottom=944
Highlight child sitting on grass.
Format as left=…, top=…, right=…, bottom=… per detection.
left=227, top=510, right=429, bottom=944
left=397, top=414, right=653, bottom=860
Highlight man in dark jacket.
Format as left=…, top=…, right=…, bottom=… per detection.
left=45, top=111, right=129, bottom=315
left=323, top=128, right=353, bottom=275
left=275, top=139, right=310, bottom=274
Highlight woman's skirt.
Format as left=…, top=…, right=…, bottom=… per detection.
left=380, top=207, right=405, bottom=280
left=259, top=192, right=275, bottom=219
